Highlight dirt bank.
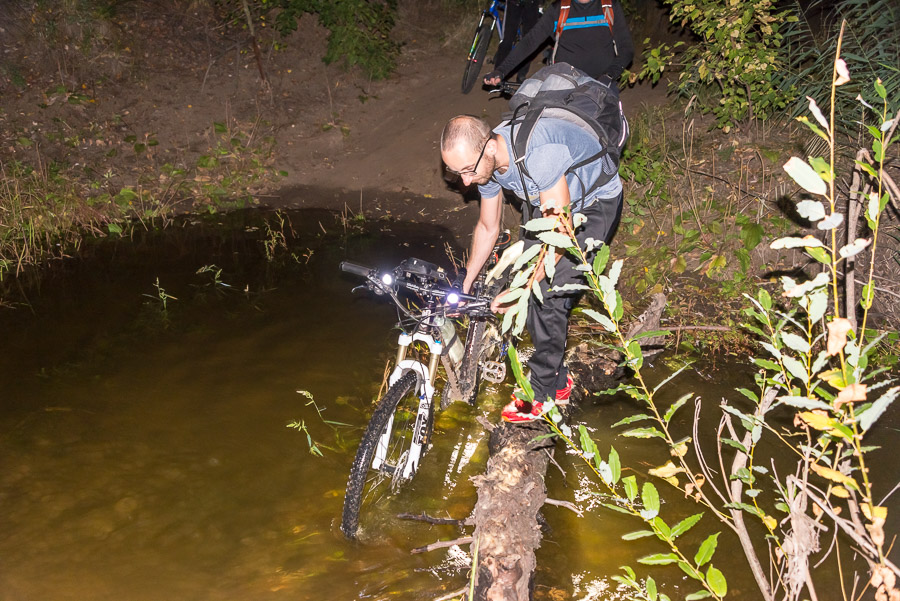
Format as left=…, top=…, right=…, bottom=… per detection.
left=0, top=0, right=667, bottom=246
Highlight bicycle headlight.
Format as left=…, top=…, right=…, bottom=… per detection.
left=446, top=291, right=460, bottom=305
left=381, top=273, right=394, bottom=286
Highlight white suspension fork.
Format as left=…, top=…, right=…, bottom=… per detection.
left=371, top=330, right=444, bottom=476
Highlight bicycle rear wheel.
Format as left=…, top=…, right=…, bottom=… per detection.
left=341, top=370, right=432, bottom=539
left=441, top=318, right=490, bottom=408
left=461, top=23, right=493, bottom=94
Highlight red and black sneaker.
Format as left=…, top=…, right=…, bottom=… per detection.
left=501, top=390, right=544, bottom=423
left=555, top=374, right=575, bottom=404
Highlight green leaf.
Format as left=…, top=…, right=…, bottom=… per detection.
left=631, top=329, right=671, bottom=342
left=511, top=242, right=542, bottom=272
left=694, top=532, right=719, bottom=566
left=627, top=340, right=644, bottom=369
left=531, top=278, right=544, bottom=304
left=609, top=446, right=621, bottom=485
left=783, top=157, right=827, bottom=195
left=544, top=245, right=556, bottom=282
left=736, top=387, right=759, bottom=402
left=638, top=553, right=679, bottom=566
left=647, top=576, right=658, bottom=601
left=582, top=308, right=616, bottom=332
left=758, top=288, right=772, bottom=312
left=806, top=246, right=831, bottom=264
left=706, top=565, right=727, bottom=596
left=679, top=560, right=702, bottom=580
left=642, top=482, right=660, bottom=513
left=601, top=501, right=633, bottom=515
left=213, top=121, right=228, bottom=133
left=623, top=476, right=638, bottom=501
left=782, top=356, right=808, bottom=381
left=778, top=395, right=831, bottom=411
left=685, top=591, right=712, bottom=600
left=781, top=332, right=811, bottom=354
left=621, top=427, right=666, bottom=439
left=522, top=216, right=558, bottom=232
left=860, top=386, right=899, bottom=431
left=664, top=393, right=692, bottom=424
left=740, top=222, right=764, bottom=250
left=670, top=513, right=704, bottom=539
left=874, top=78, right=887, bottom=99
left=723, top=502, right=764, bottom=518
left=612, top=414, right=654, bottom=428
left=621, top=530, right=655, bottom=540
left=536, top=230, right=573, bottom=248
left=507, top=346, right=534, bottom=401
left=753, top=358, right=781, bottom=371
left=720, top=438, right=748, bottom=453
left=593, top=244, right=610, bottom=275
left=860, top=284, right=874, bottom=310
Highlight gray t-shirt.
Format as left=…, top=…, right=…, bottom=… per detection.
left=477, top=118, right=622, bottom=213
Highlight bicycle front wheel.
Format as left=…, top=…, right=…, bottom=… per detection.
left=341, top=370, right=432, bottom=539
left=461, top=24, right=492, bottom=94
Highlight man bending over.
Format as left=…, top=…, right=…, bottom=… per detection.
left=440, top=114, right=623, bottom=421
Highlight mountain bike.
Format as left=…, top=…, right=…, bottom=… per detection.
left=339, top=243, right=510, bottom=539
left=461, top=0, right=509, bottom=94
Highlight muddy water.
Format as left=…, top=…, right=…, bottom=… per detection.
left=0, top=210, right=894, bottom=601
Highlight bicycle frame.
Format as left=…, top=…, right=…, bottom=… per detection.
left=468, top=0, right=508, bottom=59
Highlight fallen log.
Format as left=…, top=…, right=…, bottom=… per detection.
left=468, top=294, right=666, bottom=600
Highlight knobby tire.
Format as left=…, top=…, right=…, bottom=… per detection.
left=461, top=24, right=492, bottom=94
left=441, top=319, right=489, bottom=408
left=341, top=370, right=431, bottom=539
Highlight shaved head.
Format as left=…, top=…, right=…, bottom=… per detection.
left=441, top=115, right=492, bottom=154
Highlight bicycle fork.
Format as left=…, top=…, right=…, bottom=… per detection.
left=372, top=330, right=443, bottom=480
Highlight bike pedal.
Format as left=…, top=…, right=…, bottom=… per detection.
left=481, top=361, right=506, bottom=383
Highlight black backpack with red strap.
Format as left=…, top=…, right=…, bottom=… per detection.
left=503, top=62, right=629, bottom=205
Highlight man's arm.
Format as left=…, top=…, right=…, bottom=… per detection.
left=490, top=176, right=570, bottom=313
left=609, top=0, right=634, bottom=80
left=463, top=192, right=504, bottom=293
left=483, top=5, right=557, bottom=85
left=539, top=174, right=571, bottom=219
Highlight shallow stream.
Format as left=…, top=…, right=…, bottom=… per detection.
left=1, top=209, right=894, bottom=600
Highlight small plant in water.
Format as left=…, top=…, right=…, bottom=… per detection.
left=143, top=277, right=177, bottom=311
left=287, top=390, right=349, bottom=456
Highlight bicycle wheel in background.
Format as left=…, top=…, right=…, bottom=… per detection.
left=341, top=370, right=432, bottom=539
left=461, top=23, right=493, bottom=94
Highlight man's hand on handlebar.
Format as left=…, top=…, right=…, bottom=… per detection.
left=490, top=289, right=520, bottom=314
left=483, top=70, right=502, bottom=87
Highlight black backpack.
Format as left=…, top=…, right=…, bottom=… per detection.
left=503, top=62, right=628, bottom=207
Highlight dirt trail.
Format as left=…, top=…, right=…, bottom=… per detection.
left=263, top=9, right=670, bottom=237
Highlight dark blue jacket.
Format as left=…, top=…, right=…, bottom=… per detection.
left=495, top=0, right=634, bottom=81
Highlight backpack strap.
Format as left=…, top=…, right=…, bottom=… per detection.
left=551, top=2, right=571, bottom=65
left=508, top=104, right=537, bottom=222
left=601, top=0, right=614, bottom=27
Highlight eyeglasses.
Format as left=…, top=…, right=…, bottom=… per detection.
left=446, top=138, right=490, bottom=177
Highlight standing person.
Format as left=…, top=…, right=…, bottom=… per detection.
left=483, top=0, right=633, bottom=86
left=440, top=114, right=622, bottom=422
left=492, top=0, right=542, bottom=84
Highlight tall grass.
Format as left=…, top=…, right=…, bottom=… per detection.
left=781, top=0, right=900, bottom=135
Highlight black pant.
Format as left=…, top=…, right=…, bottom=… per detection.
left=494, top=0, right=541, bottom=81
left=523, top=193, right=623, bottom=402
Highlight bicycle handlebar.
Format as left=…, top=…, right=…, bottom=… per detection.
left=340, top=261, right=374, bottom=278
left=487, top=81, right=520, bottom=97
left=340, top=259, right=493, bottom=316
